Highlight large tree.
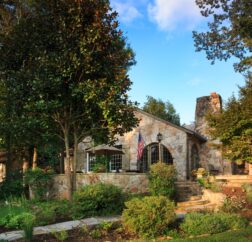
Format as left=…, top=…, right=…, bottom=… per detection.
left=193, top=0, right=252, bottom=73
left=207, top=76, right=252, bottom=172
left=0, top=0, right=138, bottom=198
left=143, top=96, right=180, bottom=125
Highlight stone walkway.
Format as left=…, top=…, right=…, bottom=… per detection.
left=0, top=216, right=120, bottom=241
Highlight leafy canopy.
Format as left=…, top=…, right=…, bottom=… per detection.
left=142, top=96, right=180, bottom=125
left=207, top=76, right=252, bottom=164
left=194, top=0, right=252, bottom=73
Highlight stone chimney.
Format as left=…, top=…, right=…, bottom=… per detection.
left=195, top=92, right=222, bottom=137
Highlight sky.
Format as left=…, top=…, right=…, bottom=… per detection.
left=110, top=0, right=245, bottom=124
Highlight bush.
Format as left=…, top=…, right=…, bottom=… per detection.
left=180, top=212, right=248, bottom=236
left=3, top=212, right=35, bottom=229
left=72, top=183, right=125, bottom=219
left=220, top=196, right=247, bottom=213
left=24, top=168, right=54, bottom=201
left=122, top=196, right=176, bottom=238
left=148, top=162, right=176, bottom=199
left=0, top=170, right=25, bottom=200
left=242, top=183, right=252, bottom=204
left=27, top=199, right=71, bottom=225
left=20, top=213, right=35, bottom=242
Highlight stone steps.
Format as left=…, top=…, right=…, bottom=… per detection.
left=177, top=199, right=209, bottom=208
left=176, top=203, right=216, bottom=213
left=175, top=181, right=202, bottom=202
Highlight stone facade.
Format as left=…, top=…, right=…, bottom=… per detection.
left=73, top=92, right=227, bottom=182
left=51, top=173, right=148, bottom=199
left=76, top=109, right=206, bottom=181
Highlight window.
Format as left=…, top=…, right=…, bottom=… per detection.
left=88, top=154, right=96, bottom=172
left=191, top=144, right=200, bottom=171
left=110, top=145, right=122, bottom=172
left=87, top=145, right=123, bottom=172
left=140, top=143, right=173, bottom=172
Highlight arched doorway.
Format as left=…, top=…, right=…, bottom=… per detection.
left=140, top=143, right=173, bottom=172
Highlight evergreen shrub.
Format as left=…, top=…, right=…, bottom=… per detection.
left=72, top=183, right=125, bottom=219
left=148, top=162, right=176, bottom=199
left=122, top=196, right=176, bottom=238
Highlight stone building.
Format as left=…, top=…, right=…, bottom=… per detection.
left=76, top=93, right=227, bottom=180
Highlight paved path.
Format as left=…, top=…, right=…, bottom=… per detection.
left=0, top=216, right=120, bottom=241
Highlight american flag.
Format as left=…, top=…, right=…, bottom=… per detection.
left=137, top=132, right=144, bottom=161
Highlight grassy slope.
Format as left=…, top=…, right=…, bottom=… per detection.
left=171, top=226, right=252, bottom=242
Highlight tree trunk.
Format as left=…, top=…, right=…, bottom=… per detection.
left=72, top=130, right=78, bottom=192
left=64, top=131, right=72, bottom=200
left=32, top=147, right=37, bottom=170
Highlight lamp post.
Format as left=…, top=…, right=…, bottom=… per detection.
left=156, top=132, right=163, bottom=162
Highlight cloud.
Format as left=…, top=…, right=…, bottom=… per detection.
left=148, top=0, right=203, bottom=31
left=111, top=0, right=142, bottom=23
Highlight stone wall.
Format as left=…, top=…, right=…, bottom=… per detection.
left=51, top=173, right=149, bottom=199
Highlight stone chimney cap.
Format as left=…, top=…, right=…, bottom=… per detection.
left=210, top=92, right=219, bottom=98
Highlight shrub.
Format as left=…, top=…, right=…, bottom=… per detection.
left=72, top=183, right=125, bottom=219
left=52, top=230, right=68, bottom=241
left=220, top=196, right=247, bottom=213
left=180, top=212, right=248, bottom=236
left=24, top=168, right=54, bottom=201
left=20, top=213, right=35, bottom=242
left=0, top=170, right=25, bottom=200
left=5, top=212, right=35, bottom=230
left=242, top=183, right=252, bottom=204
left=148, top=162, right=176, bottom=199
left=0, top=204, right=29, bottom=228
left=122, top=196, right=176, bottom=238
left=32, top=204, right=56, bottom=226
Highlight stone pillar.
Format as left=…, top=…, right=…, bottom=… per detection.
left=195, top=92, right=224, bottom=172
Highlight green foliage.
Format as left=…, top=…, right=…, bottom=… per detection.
left=0, top=170, right=25, bottom=200
left=148, top=162, right=176, bottom=199
left=20, top=213, right=35, bottom=242
left=220, top=197, right=247, bottom=213
left=242, top=184, right=252, bottom=204
left=207, top=78, right=252, bottom=165
left=172, top=226, right=252, bottom=242
left=122, top=196, right=176, bottom=238
left=143, top=96, right=180, bottom=125
left=52, top=230, right=68, bottom=241
left=92, top=155, right=109, bottom=173
left=24, top=168, right=54, bottom=201
left=0, top=0, right=138, bottom=199
left=180, top=212, right=248, bottom=236
left=193, top=0, right=252, bottom=73
left=197, top=178, right=222, bottom=192
left=72, top=183, right=125, bottom=219
left=89, top=229, right=102, bottom=239
left=3, top=212, right=34, bottom=230
left=27, top=199, right=71, bottom=225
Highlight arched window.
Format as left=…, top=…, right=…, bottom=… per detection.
left=140, top=143, right=173, bottom=172
left=191, top=144, right=200, bottom=171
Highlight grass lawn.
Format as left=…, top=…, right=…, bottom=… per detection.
left=171, top=226, right=252, bottom=242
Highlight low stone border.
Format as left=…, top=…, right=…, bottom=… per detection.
left=0, top=216, right=120, bottom=241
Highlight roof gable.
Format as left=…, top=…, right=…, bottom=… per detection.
left=136, top=109, right=207, bottom=142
